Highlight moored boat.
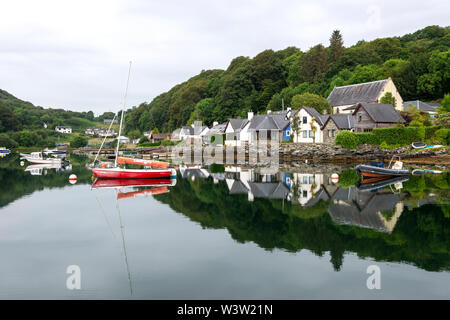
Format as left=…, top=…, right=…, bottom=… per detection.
left=0, top=148, right=11, bottom=157
left=20, top=152, right=62, bottom=165
left=92, top=167, right=176, bottom=179
left=117, top=156, right=169, bottom=169
left=355, top=164, right=409, bottom=178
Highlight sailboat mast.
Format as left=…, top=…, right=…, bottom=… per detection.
left=115, top=61, right=132, bottom=167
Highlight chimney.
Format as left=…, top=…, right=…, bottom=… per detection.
left=213, top=121, right=218, bottom=127
left=267, top=110, right=271, bottom=114
left=287, top=107, right=291, bottom=111
left=247, top=111, right=254, bottom=120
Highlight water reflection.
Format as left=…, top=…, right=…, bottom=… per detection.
left=1, top=154, right=449, bottom=275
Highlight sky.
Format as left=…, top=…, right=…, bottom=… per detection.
left=0, top=0, right=448, bottom=115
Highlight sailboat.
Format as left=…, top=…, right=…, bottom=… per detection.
left=91, top=61, right=176, bottom=180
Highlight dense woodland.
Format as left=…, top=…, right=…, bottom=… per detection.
left=0, top=25, right=449, bottom=146
left=124, top=25, right=450, bottom=134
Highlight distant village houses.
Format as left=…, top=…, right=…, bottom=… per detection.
left=104, top=119, right=118, bottom=124
left=85, top=127, right=116, bottom=137
left=55, top=126, right=72, bottom=134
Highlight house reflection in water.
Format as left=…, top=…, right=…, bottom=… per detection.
left=220, top=166, right=407, bottom=234
left=225, top=167, right=290, bottom=202
left=327, top=188, right=404, bottom=233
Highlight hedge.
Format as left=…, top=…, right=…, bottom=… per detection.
left=335, top=126, right=441, bottom=149
left=371, top=127, right=425, bottom=145
left=434, top=128, right=450, bottom=145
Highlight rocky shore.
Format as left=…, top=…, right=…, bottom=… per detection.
left=77, top=143, right=450, bottom=167
left=278, top=143, right=450, bottom=166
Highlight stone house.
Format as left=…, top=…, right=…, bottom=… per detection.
left=321, top=114, right=354, bottom=144
left=327, top=77, right=404, bottom=114
left=352, top=103, right=405, bottom=132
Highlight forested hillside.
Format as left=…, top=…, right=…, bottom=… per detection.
left=125, top=25, right=450, bottom=134
left=0, top=89, right=117, bottom=147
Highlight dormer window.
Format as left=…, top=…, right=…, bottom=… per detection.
left=303, top=116, right=307, bottom=124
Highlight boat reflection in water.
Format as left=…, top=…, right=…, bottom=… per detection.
left=24, top=162, right=72, bottom=176
left=91, top=177, right=177, bottom=199
left=90, top=176, right=177, bottom=296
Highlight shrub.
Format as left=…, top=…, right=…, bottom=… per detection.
left=434, top=128, right=450, bottom=145
left=337, top=169, right=360, bottom=188
left=139, top=141, right=161, bottom=147
left=335, top=131, right=359, bottom=149
left=139, top=135, right=149, bottom=144
left=71, top=135, right=88, bottom=148
left=161, top=139, right=175, bottom=146
left=425, top=126, right=441, bottom=139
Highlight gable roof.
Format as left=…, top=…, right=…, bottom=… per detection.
left=404, top=100, right=440, bottom=112
left=209, top=122, right=227, bottom=134
left=302, top=107, right=329, bottom=126
left=226, top=118, right=249, bottom=132
left=323, top=114, right=354, bottom=130
left=353, top=103, right=405, bottom=123
left=327, top=79, right=388, bottom=107
left=180, top=126, right=194, bottom=135
left=248, top=114, right=290, bottom=131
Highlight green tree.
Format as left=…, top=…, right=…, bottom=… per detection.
left=329, top=30, right=344, bottom=63
left=291, top=93, right=332, bottom=114
left=71, top=135, right=87, bottom=148
left=380, top=92, right=397, bottom=106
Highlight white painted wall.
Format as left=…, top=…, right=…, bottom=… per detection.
left=293, top=109, right=323, bottom=143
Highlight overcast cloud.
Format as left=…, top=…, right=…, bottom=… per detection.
left=0, top=0, right=448, bottom=115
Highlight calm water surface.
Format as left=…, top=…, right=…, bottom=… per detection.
left=0, top=154, right=449, bottom=299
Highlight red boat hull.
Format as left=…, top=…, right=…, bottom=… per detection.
left=92, top=168, right=174, bottom=179
left=92, top=178, right=173, bottom=189
left=360, top=172, right=394, bottom=178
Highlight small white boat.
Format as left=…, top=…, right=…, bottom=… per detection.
left=0, top=147, right=11, bottom=157
left=43, top=148, right=67, bottom=156
left=412, top=142, right=444, bottom=149
left=20, top=152, right=62, bottom=165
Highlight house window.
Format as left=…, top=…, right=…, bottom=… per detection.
left=303, top=176, right=308, bottom=184
left=358, top=113, right=362, bottom=122
left=332, top=129, right=336, bottom=137
left=309, top=176, right=314, bottom=184
left=303, top=131, right=307, bottom=138
left=309, top=130, right=314, bottom=138
left=328, top=130, right=332, bottom=137
left=286, top=130, right=290, bottom=136
left=364, top=128, right=372, bottom=132
left=303, top=190, right=308, bottom=198
left=303, top=116, right=307, bottom=124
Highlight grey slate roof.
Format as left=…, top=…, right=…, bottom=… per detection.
left=404, top=100, right=440, bottom=112
left=303, top=107, right=329, bottom=126
left=328, top=188, right=402, bottom=233
left=209, top=122, right=227, bottom=134
left=354, top=103, right=405, bottom=123
left=227, top=118, right=249, bottom=132
left=248, top=182, right=290, bottom=199
left=327, top=79, right=388, bottom=106
left=324, top=114, right=354, bottom=130
left=180, top=126, right=194, bottom=135
left=248, top=114, right=290, bottom=131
